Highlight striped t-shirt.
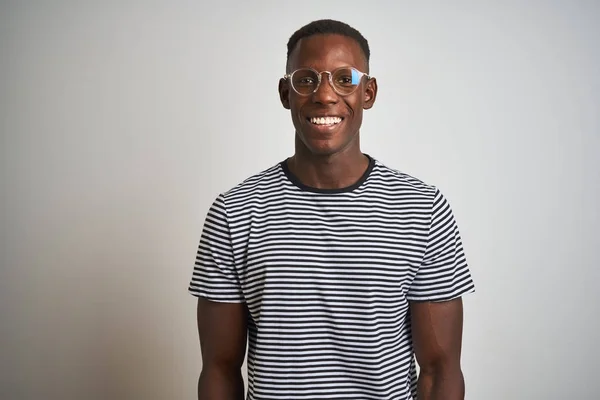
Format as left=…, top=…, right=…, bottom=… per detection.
left=189, top=154, right=475, bottom=400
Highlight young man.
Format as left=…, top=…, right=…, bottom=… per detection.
left=189, top=19, right=475, bottom=400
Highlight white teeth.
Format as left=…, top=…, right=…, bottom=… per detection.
left=310, top=116, right=342, bottom=125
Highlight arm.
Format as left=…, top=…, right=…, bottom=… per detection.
left=410, top=298, right=465, bottom=400
left=197, top=298, right=248, bottom=400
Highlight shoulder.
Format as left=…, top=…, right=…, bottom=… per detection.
left=218, top=161, right=284, bottom=206
left=369, top=156, right=439, bottom=199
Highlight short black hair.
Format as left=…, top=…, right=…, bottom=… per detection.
left=286, top=19, right=370, bottom=71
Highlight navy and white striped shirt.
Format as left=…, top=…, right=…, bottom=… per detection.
left=189, top=154, right=475, bottom=399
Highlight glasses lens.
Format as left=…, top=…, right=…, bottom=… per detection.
left=332, top=67, right=362, bottom=95
left=291, top=69, right=319, bottom=95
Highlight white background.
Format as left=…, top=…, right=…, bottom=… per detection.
left=1, top=1, right=599, bottom=399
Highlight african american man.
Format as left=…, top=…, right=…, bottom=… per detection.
left=189, top=19, right=475, bottom=400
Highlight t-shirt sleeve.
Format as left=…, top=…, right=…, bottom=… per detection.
left=407, top=188, right=475, bottom=302
left=188, top=194, right=245, bottom=303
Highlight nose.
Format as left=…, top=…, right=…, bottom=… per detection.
left=311, top=72, right=338, bottom=104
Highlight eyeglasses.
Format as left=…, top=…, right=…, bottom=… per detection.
left=283, top=67, right=370, bottom=96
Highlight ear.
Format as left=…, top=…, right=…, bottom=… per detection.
left=363, top=77, right=378, bottom=110
left=279, top=78, right=291, bottom=110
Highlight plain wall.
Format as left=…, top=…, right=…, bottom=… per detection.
left=1, top=1, right=599, bottom=399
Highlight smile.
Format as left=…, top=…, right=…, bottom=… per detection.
left=308, top=116, right=344, bottom=126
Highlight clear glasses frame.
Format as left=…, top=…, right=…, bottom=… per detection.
left=283, top=67, right=371, bottom=96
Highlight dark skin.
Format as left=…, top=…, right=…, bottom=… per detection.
left=411, top=298, right=466, bottom=399
left=278, top=34, right=376, bottom=189
left=197, top=33, right=465, bottom=400
left=196, top=299, right=247, bottom=399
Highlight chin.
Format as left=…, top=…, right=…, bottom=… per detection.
left=302, top=137, right=353, bottom=157
left=307, top=147, right=338, bottom=156
left=295, top=118, right=359, bottom=156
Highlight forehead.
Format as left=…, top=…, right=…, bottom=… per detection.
left=289, top=34, right=367, bottom=71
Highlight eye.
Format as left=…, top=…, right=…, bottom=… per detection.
left=336, top=75, right=353, bottom=86
left=292, top=69, right=318, bottom=88
left=333, top=68, right=360, bottom=87
left=297, top=77, right=316, bottom=86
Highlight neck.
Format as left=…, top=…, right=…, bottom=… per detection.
left=287, top=134, right=370, bottom=190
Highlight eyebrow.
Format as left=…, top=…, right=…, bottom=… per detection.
left=291, top=64, right=359, bottom=71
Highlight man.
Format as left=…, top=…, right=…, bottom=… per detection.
left=189, top=19, right=475, bottom=400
